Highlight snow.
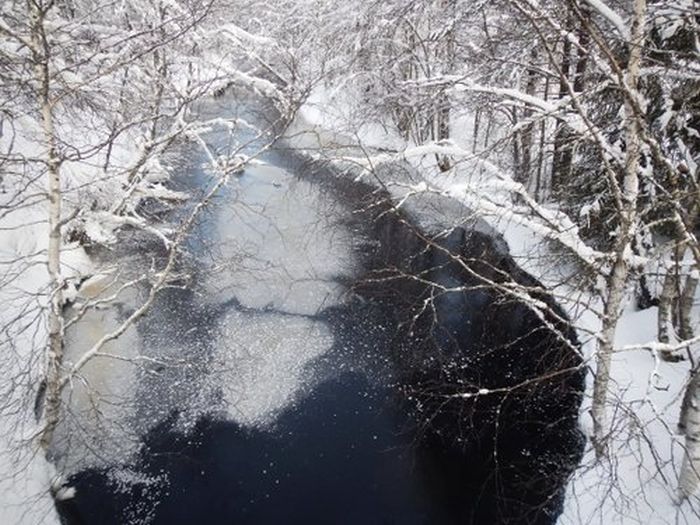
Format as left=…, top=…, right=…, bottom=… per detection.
left=651, top=0, right=695, bottom=40
left=285, top=85, right=405, bottom=153
left=53, top=485, right=76, bottom=502
left=0, top=1, right=694, bottom=521
left=0, top=207, right=87, bottom=525
left=561, top=306, right=698, bottom=525
left=0, top=1, right=309, bottom=521
left=0, top=111, right=97, bottom=523
left=583, top=0, right=631, bottom=41
left=54, top=291, right=143, bottom=475
left=470, top=170, right=700, bottom=524
left=227, top=70, right=287, bottom=105
left=0, top=44, right=198, bottom=525
left=215, top=23, right=277, bottom=47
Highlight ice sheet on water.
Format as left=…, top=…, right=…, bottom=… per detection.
left=213, top=309, right=334, bottom=427
left=203, top=161, right=355, bottom=316
left=212, top=310, right=333, bottom=426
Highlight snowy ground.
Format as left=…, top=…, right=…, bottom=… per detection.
left=0, top=208, right=93, bottom=525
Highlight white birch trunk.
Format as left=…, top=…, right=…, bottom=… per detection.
left=658, top=268, right=677, bottom=345
left=658, top=246, right=683, bottom=355
left=679, top=272, right=698, bottom=341
left=590, top=0, right=646, bottom=458
left=29, top=2, right=64, bottom=451
left=679, top=367, right=700, bottom=498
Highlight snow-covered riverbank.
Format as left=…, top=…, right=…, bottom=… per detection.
left=287, top=84, right=700, bottom=524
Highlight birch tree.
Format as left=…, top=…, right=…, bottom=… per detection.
left=589, top=0, right=646, bottom=459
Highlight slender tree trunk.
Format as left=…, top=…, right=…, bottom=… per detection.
left=658, top=265, right=678, bottom=345
left=679, top=364, right=700, bottom=499
left=435, top=97, right=452, bottom=171
left=573, top=7, right=590, bottom=94
left=678, top=265, right=700, bottom=497
left=658, top=244, right=684, bottom=350
left=677, top=205, right=700, bottom=342
left=591, top=248, right=630, bottom=457
left=434, top=0, right=454, bottom=172
left=30, top=2, right=64, bottom=452
left=520, top=50, right=538, bottom=189
left=512, top=106, right=522, bottom=182
left=552, top=17, right=572, bottom=193
left=536, top=75, right=550, bottom=200
left=399, top=24, right=417, bottom=142
left=679, top=272, right=698, bottom=341
left=484, top=113, right=493, bottom=149
left=591, top=0, right=646, bottom=459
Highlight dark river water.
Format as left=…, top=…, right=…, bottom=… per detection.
left=54, top=94, right=585, bottom=525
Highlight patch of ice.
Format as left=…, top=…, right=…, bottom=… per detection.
left=204, top=162, right=355, bottom=316
left=213, top=310, right=334, bottom=427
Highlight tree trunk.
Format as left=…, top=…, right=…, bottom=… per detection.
left=536, top=75, right=550, bottom=200
left=573, top=7, right=590, bottom=94
left=590, top=0, right=646, bottom=459
left=679, top=364, right=700, bottom=499
left=591, top=249, right=630, bottom=458
left=484, top=112, right=493, bottom=149
left=658, top=266, right=677, bottom=345
left=679, top=271, right=698, bottom=341
left=658, top=243, right=684, bottom=349
left=552, top=16, right=573, bottom=193
left=435, top=97, right=452, bottom=171
left=520, top=50, right=538, bottom=190
left=512, top=106, right=522, bottom=182
left=435, top=0, right=455, bottom=172
left=658, top=245, right=696, bottom=361
left=30, top=2, right=64, bottom=452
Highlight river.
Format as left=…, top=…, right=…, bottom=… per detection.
left=53, top=92, right=585, bottom=525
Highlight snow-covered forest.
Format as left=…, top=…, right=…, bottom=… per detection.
left=0, top=0, right=698, bottom=523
